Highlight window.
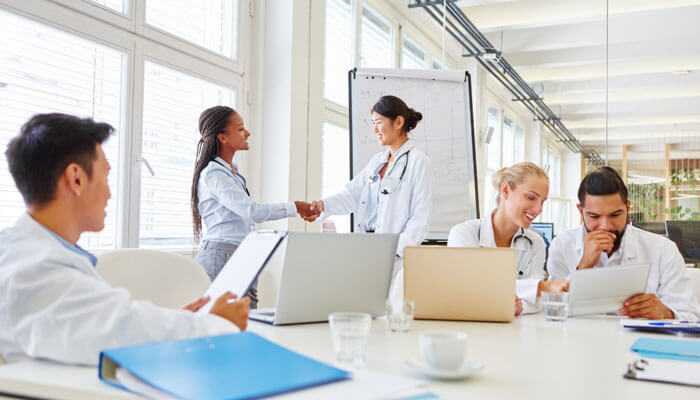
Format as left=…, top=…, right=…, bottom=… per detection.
left=401, top=37, right=427, bottom=69
left=321, top=123, right=351, bottom=233
left=484, top=108, right=501, bottom=213
left=0, top=10, right=125, bottom=250
left=146, top=0, right=238, bottom=58
left=502, top=118, right=515, bottom=167
left=486, top=108, right=501, bottom=170
left=360, top=6, right=393, bottom=68
left=432, top=59, right=445, bottom=70
left=87, top=0, right=127, bottom=14
left=139, top=62, right=236, bottom=248
left=514, top=125, right=525, bottom=162
left=324, top=0, right=353, bottom=106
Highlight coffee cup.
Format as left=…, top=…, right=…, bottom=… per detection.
left=419, top=331, right=467, bottom=371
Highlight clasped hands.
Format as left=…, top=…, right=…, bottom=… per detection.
left=294, top=200, right=325, bottom=223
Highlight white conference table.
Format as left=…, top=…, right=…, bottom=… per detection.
left=0, top=315, right=694, bottom=399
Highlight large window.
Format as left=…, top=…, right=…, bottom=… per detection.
left=0, top=9, right=124, bottom=250
left=502, top=118, right=515, bottom=167
left=484, top=108, right=501, bottom=213
left=360, top=6, right=393, bottom=68
left=146, top=0, right=238, bottom=59
left=139, top=62, right=236, bottom=248
left=324, top=0, right=353, bottom=106
left=88, top=0, right=126, bottom=14
left=401, top=36, right=427, bottom=69
left=321, top=123, right=351, bottom=233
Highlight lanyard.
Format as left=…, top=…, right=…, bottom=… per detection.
left=213, top=159, right=250, bottom=197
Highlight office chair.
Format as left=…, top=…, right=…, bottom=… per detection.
left=97, top=249, right=210, bottom=310
left=666, top=221, right=700, bottom=266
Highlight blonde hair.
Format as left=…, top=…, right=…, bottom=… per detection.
left=492, top=162, right=549, bottom=203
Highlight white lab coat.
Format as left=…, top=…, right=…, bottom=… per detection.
left=548, top=225, right=700, bottom=321
left=447, top=213, right=547, bottom=314
left=322, top=141, right=432, bottom=257
left=0, top=214, right=236, bottom=366
left=321, top=140, right=432, bottom=306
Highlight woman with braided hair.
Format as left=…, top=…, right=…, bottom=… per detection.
left=191, top=106, right=317, bottom=307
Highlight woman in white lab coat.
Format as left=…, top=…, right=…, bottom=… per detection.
left=311, top=96, right=432, bottom=297
left=447, top=162, right=568, bottom=315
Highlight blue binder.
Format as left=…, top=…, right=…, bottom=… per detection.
left=99, top=332, right=350, bottom=400
left=631, top=337, right=700, bottom=363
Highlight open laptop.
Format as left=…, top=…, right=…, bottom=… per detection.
left=404, top=246, right=517, bottom=322
left=250, top=232, right=399, bottom=325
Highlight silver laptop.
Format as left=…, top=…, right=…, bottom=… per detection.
left=250, top=232, right=399, bottom=325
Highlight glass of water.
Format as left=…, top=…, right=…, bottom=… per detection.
left=385, top=299, right=415, bottom=332
left=329, top=312, right=371, bottom=367
left=542, top=292, right=569, bottom=321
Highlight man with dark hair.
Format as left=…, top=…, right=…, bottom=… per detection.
left=0, top=113, right=250, bottom=365
left=548, top=166, right=699, bottom=320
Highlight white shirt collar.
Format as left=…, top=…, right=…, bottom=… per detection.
left=214, top=156, right=239, bottom=174
left=479, top=210, right=529, bottom=249
left=382, top=139, right=413, bottom=162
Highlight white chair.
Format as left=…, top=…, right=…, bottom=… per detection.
left=687, top=267, right=700, bottom=301
left=97, top=249, right=210, bottom=310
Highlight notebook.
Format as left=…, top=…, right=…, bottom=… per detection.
left=99, top=332, right=350, bottom=400
left=622, top=319, right=700, bottom=335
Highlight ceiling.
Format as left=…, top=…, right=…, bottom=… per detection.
left=419, top=0, right=700, bottom=163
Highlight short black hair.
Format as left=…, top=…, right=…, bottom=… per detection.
left=5, top=113, right=113, bottom=206
left=577, top=166, right=628, bottom=205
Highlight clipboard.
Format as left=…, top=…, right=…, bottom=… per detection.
left=198, top=230, right=287, bottom=314
left=625, top=358, right=700, bottom=387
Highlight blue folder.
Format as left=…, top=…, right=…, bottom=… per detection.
left=631, top=337, right=700, bottom=362
left=99, top=332, right=350, bottom=400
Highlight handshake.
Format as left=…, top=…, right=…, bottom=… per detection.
left=294, top=200, right=325, bottom=223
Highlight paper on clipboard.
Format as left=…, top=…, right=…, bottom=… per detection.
left=625, top=358, right=700, bottom=387
left=197, top=231, right=287, bottom=314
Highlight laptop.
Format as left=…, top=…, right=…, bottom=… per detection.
left=250, top=232, right=399, bottom=325
left=404, top=246, right=517, bottom=322
left=568, top=263, right=650, bottom=316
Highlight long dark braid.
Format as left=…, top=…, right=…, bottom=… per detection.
left=191, top=105, right=236, bottom=242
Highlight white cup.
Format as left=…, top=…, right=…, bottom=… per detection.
left=419, top=331, right=467, bottom=371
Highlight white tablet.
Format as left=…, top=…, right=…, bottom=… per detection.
left=197, top=231, right=287, bottom=314
left=568, top=264, right=650, bottom=316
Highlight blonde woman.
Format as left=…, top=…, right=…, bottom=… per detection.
left=447, top=162, right=568, bottom=315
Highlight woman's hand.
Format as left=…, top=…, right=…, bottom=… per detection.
left=537, top=279, right=570, bottom=297
left=515, top=297, right=523, bottom=316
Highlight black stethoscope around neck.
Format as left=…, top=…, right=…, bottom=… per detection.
left=478, top=224, right=533, bottom=276
left=369, top=150, right=410, bottom=195
left=213, top=159, right=250, bottom=197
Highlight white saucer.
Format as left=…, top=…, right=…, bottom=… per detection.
left=405, top=358, right=484, bottom=380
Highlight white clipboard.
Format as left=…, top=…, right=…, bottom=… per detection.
left=197, top=231, right=287, bottom=314
left=625, top=358, right=700, bottom=387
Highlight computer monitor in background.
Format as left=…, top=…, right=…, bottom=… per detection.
left=531, top=222, right=554, bottom=245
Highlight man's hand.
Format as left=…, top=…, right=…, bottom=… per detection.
left=515, top=297, right=523, bottom=317
left=620, top=293, right=674, bottom=319
left=577, top=230, right=616, bottom=269
left=210, top=292, right=251, bottom=331
left=182, top=296, right=210, bottom=312
left=294, top=201, right=321, bottom=222
left=310, top=200, right=325, bottom=214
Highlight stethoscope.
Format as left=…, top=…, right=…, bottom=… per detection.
left=213, top=159, right=250, bottom=197
left=478, top=225, right=534, bottom=276
left=368, top=151, right=410, bottom=195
